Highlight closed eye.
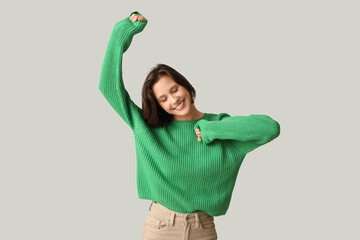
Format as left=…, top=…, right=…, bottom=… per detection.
left=160, top=88, right=178, bottom=102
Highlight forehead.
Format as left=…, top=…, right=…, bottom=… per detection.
left=152, top=75, right=177, bottom=96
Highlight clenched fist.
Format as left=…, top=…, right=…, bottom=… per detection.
left=130, top=13, right=147, bottom=22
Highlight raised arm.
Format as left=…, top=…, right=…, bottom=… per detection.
left=99, top=11, right=148, bottom=132
left=194, top=113, right=281, bottom=155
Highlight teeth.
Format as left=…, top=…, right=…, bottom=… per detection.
left=175, top=100, right=184, bottom=110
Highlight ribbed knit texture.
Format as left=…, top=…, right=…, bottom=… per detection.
left=99, top=11, right=281, bottom=216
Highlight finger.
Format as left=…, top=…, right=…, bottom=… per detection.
left=131, top=15, right=138, bottom=22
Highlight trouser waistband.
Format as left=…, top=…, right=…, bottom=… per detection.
left=149, top=201, right=212, bottom=228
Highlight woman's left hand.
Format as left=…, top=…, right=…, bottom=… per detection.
left=195, top=129, right=202, bottom=142
left=130, top=13, right=147, bottom=22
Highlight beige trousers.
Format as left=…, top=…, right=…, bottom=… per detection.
left=142, top=201, right=218, bottom=240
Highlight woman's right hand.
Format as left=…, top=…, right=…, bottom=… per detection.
left=130, top=13, right=147, bottom=22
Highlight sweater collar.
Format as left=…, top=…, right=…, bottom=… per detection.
left=168, top=113, right=207, bottom=127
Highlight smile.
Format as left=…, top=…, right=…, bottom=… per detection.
left=174, top=99, right=185, bottom=110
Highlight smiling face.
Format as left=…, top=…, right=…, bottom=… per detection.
left=152, top=75, right=194, bottom=120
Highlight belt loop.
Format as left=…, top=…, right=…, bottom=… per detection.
left=170, top=212, right=175, bottom=226
left=195, top=213, right=199, bottom=228
left=184, top=214, right=189, bottom=227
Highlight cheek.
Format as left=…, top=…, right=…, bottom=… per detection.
left=160, top=102, right=170, bottom=110
left=182, top=90, right=190, bottom=97
left=179, top=88, right=186, bottom=94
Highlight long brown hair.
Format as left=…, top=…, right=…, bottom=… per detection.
left=141, top=63, right=196, bottom=128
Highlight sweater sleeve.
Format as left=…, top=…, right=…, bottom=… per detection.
left=194, top=113, right=281, bottom=155
left=99, top=11, right=148, bottom=132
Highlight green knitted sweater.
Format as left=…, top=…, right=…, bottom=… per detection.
left=99, top=11, right=281, bottom=216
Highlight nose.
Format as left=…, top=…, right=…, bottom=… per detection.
left=171, top=96, right=180, bottom=108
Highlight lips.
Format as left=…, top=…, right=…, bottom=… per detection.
left=174, top=99, right=184, bottom=110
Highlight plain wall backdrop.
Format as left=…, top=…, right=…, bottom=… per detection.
left=1, top=0, right=359, bottom=239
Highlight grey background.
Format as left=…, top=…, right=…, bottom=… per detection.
left=1, top=0, right=359, bottom=239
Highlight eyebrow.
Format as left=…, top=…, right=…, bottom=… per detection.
left=157, top=84, right=178, bottom=100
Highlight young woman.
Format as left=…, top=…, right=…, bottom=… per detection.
left=99, top=11, right=280, bottom=240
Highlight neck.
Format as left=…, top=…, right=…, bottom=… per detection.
left=172, top=104, right=204, bottom=121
